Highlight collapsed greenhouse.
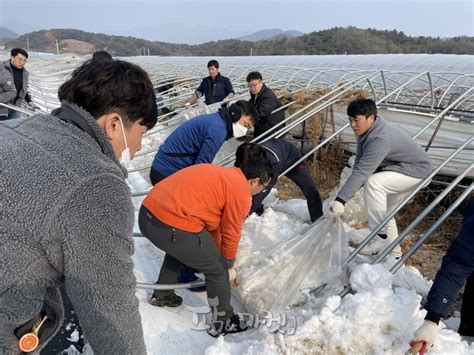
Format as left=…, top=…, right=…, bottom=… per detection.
left=1, top=52, right=473, bottom=354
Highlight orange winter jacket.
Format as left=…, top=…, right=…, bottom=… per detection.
left=142, top=164, right=252, bottom=259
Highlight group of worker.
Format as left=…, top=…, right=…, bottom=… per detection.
left=0, top=54, right=471, bottom=354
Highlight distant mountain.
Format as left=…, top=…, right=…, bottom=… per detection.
left=110, top=23, right=245, bottom=44
left=238, top=29, right=304, bottom=42
left=0, top=27, right=19, bottom=40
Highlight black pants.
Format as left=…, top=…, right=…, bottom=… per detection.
left=149, top=166, right=167, bottom=186
left=459, top=272, right=474, bottom=336
left=149, top=166, right=199, bottom=284
left=138, top=206, right=233, bottom=321
left=40, top=287, right=85, bottom=354
left=251, top=163, right=323, bottom=222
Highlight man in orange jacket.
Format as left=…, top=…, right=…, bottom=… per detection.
left=139, top=158, right=273, bottom=337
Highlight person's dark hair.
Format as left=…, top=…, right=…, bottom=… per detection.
left=239, top=156, right=274, bottom=185
left=246, top=71, right=263, bottom=82
left=234, top=100, right=259, bottom=125
left=11, top=48, right=28, bottom=58
left=207, top=60, right=219, bottom=69
left=234, top=142, right=266, bottom=168
left=347, top=98, right=377, bottom=119
left=58, top=59, right=158, bottom=129
left=91, top=50, right=113, bottom=63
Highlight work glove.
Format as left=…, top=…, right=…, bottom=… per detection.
left=409, top=320, right=438, bottom=354
left=228, top=268, right=239, bottom=286
left=184, top=102, right=191, bottom=108
left=330, top=200, right=345, bottom=218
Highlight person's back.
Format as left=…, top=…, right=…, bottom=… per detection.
left=151, top=101, right=259, bottom=183
left=235, top=139, right=323, bottom=222
left=144, top=163, right=251, bottom=257
left=260, top=138, right=299, bottom=173
left=152, top=112, right=227, bottom=178
left=0, top=59, right=157, bottom=354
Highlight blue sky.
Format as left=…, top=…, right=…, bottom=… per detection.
left=1, top=0, right=472, bottom=44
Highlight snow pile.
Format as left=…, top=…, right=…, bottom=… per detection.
left=203, top=264, right=473, bottom=355
left=129, top=119, right=473, bottom=354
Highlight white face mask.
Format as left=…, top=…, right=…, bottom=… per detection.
left=232, top=123, right=248, bottom=138
left=118, top=116, right=132, bottom=169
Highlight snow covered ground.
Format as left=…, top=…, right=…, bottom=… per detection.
left=132, top=212, right=473, bottom=354
left=125, top=122, right=474, bottom=355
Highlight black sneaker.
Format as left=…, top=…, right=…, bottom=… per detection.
left=149, top=293, right=183, bottom=307
left=207, top=314, right=249, bottom=337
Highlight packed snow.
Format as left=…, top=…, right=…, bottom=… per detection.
left=125, top=118, right=473, bottom=354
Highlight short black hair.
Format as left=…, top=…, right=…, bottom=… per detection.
left=235, top=142, right=266, bottom=168
left=207, top=60, right=219, bottom=68
left=91, top=50, right=113, bottom=63
left=246, top=71, right=262, bottom=82
left=58, top=59, right=158, bottom=129
left=234, top=100, right=259, bottom=125
left=239, top=156, right=274, bottom=184
left=11, top=48, right=28, bottom=58
left=347, top=98, right=377, bottom=119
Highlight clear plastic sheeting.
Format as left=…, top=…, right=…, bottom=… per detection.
left=236, top=217, right=349, bottom=315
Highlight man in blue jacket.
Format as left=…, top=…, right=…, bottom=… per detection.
left=410, top=198, right=474, bottom=353
left=150, top=100, right=258, bottom=184
left=149, top=100, right=258, bottom=289
left=185, top=59, right=234, bottom=107
left=330, top=98, right=433, bottom=258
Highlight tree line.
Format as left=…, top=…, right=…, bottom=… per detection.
left=6, top=26, right=474, bottom=56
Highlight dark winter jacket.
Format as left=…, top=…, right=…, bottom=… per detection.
left=0, top=60, right=27, bottom=116
left=337, top=116, right=433, bottom=203
left=424, top=198, right=474, bottom=321
left=152, top=110, right=231, bottom=178
left=0, top=102, right=145, bottom=354
left=260, top=138, right=301, bottom=177
left=250, top=83, right=285, bottom=137
left=196, top=73, right=234, bottom=105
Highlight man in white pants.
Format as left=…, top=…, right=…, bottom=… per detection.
left=330, top=98, right=433, bottom=258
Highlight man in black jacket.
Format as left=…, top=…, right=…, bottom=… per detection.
left=247, top=71, right=285, bottom=137
left=185, top=59, right=234, bottom=107
left=410, top=198, right=474, bottom=353
left=0, top=48, right=33, bottom=120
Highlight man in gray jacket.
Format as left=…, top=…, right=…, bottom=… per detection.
left=330, top=98, right=433, bottom=258
left=0, top=48, right=32, bottom=120
left=0, top=59, right=157, bottom=354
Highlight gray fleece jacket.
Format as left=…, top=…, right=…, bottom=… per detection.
left=0, top=103, right=146, bottom=354
left=337, top=116, right=433, bottom=203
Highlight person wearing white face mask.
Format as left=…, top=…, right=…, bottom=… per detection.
left=0, top=59, right=157, bottom=355
left=150, top=100, right=258, bottom=184
left=149, top=100, right=258, bottom=291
